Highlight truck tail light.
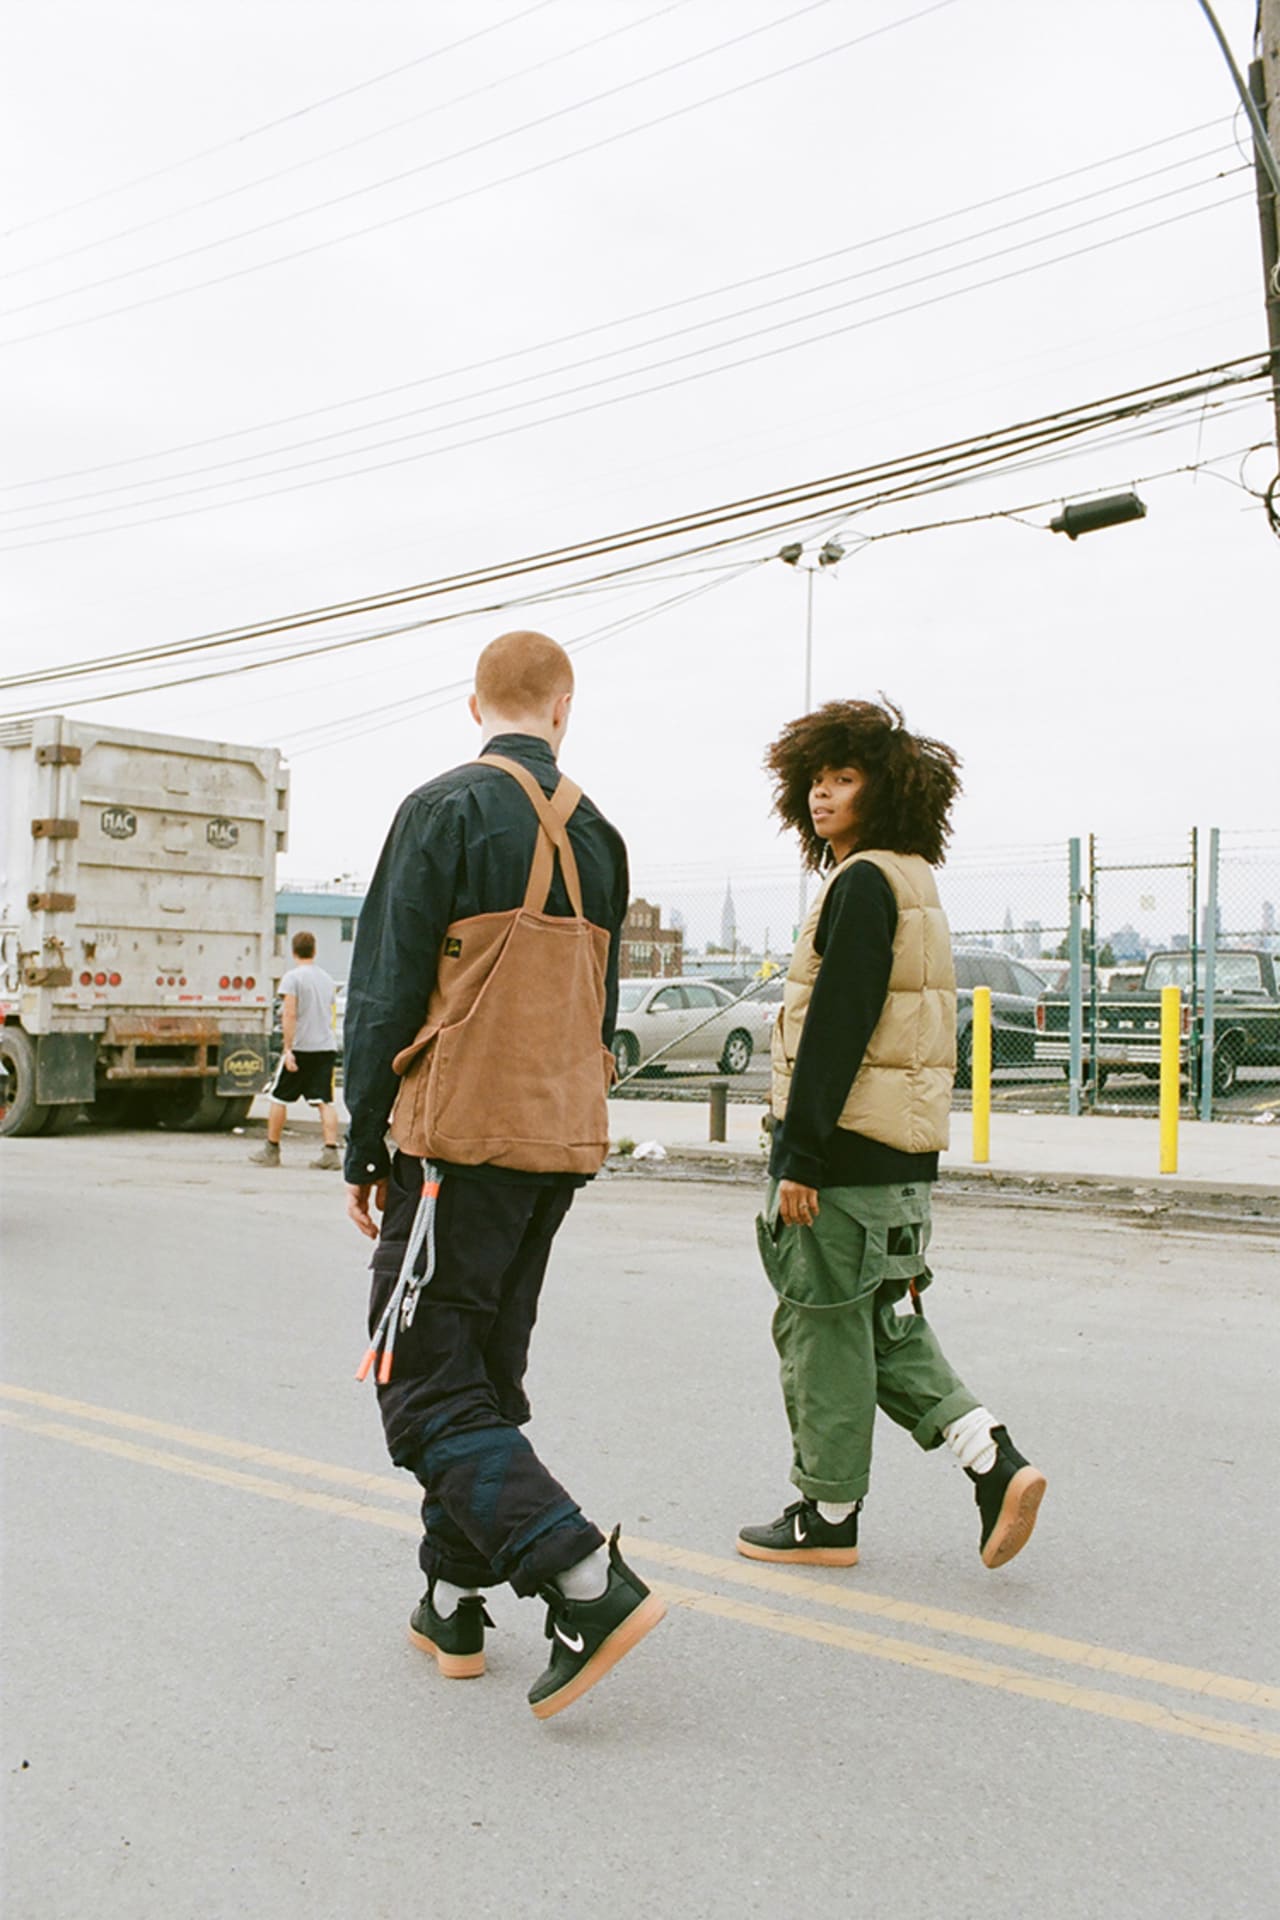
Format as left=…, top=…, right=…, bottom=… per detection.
left=219, top=975, right=231, bottom=989
left=94, top=972, right=107, bottom=986
left=1034, top=1004, right=1045, bottom=1032
left=245, top=975, right=255, bottom=990
left=80, top=971, right=92, bottom=986
left=109, top=972, right=121, bottom=987
left=232, top=975, right=243, bottom=989
left=1181, top=1003, right=1191, bottom=1036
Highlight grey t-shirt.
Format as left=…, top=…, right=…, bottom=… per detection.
left=280, top=964, right=337, bottom=1051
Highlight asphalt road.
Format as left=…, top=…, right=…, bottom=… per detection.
left=3, top=1133, right=1278, bottom=1920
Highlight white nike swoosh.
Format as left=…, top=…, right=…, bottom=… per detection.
left=554, top=1624, right=586, bottom=1654
left=793, top=1515, right=808, bottom=1544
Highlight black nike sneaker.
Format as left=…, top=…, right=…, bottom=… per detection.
left=408, top=1585, right=494, bottom=1679
left=527, top=1528, right=667, bottom=1721
left=737, top=1498, right=860, bottom=1566
left=967, top=1427, right=1046, bottom=1569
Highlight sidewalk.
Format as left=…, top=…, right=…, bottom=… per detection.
left=251, top=1090, right=1280, bottom=1191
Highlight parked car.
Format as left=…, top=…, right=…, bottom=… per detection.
left=1035, top=948, right=1280, bottom=1094
left=611, top=977, right=768, bottom=1076
left=953, top=948, right=1047, bottom=1087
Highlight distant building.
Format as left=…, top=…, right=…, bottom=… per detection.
left=1001, top=907, right=1017, bottom=954
left=1108, top=923, right=1147, bottom=962
left=276, top=885, right=365, bottom=979
left=720, top=881, right=737, bottom=954
left=1020, top=919, right=1043, bottom=959
left=620, top=898, right=683, bottom=978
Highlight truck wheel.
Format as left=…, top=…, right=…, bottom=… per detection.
left=215, top=1096, right=254, bottom=1129
left=1210, top=1038, right=1243, bottom=1098
left=152, top=1080, right=231, bottom=1131
left=39, top=1102, right=82, bottom=1135
left=0, top=1028, right=51, bottom=1138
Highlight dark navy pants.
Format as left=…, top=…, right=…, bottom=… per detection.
left=370, top=1153, right=604, bottom=1596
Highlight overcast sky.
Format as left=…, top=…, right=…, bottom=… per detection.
left=2, top=0, right=1275, bottom=941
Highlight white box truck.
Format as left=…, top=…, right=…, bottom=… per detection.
left=0, top=715, right=289, bottom=1137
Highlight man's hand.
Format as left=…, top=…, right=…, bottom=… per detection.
left=283, top=1048, right=298, bottom=1072
left=778, top=1179, right=820, bottom=1228
left=346, top=1180, right=387, bottom=1240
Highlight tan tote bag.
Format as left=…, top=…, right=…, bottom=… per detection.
left=388, top=754, right=615, bottom=1174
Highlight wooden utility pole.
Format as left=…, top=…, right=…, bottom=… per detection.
left=1251, top=0, right=1280, bottom=464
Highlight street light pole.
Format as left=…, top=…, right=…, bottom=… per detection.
left=779, top=537, right=845, bottom=935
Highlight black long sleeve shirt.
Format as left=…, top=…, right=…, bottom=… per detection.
left=769, top=861, right=940, bottom=1190
left=342, top=733, right=629, bottom=1185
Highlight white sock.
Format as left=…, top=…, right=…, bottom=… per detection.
left=943, top=1406, right=998, bottom=1475
left=432, top=1578, right=481, bottom=1617
left=555, top=1546, right=610, bottom=1602
left=816, top=1499, right=858, bottom=1525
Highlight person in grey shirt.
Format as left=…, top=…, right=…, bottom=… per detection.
left=249, top=930, right=342, bottom=1170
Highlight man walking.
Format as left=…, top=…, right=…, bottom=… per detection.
left=343, top=629, right=664, bottom=1719
left=250, top=931, right=342, bottom=1170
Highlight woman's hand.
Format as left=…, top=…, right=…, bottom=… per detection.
left=778, top=1180, right=820, bottom=1228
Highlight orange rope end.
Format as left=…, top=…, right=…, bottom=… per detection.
left=377, top=1351, right=393, bottom=1384
left=355, top=1349, right=376, bottom=1382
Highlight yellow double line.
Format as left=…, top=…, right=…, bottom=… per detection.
left=4, top=1381, right=1277, bottom=1761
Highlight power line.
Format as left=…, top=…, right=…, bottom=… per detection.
left=0, top=0, right=956, bottom=347
left=0, top=0, right=850, bottom=318
left=0, top=0, right=565, bottom=242
left=2, top=151, right=1243, bottom=520
left=0, top=187, right=1254, bottom=548
left=0, top=353, right=1267, bottom=706
left=1, top=114, right=1231, bottom=494
left=6, top=0, right=696, bottom=280
left=3, top=353, right=1268, bottom=687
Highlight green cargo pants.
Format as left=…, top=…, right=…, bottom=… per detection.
left=757, top=1180, right=980, bottom=1504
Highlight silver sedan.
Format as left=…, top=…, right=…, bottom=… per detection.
left=610, top=977, right=773, bottom=1077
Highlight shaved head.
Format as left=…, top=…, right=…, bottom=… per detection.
left=474, top=630, right=574, bottom=718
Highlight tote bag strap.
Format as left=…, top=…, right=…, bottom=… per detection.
left=475, top=754, right=585, bottom=916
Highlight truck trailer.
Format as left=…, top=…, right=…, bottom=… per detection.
left=0, top=715, right=289, bottom=1137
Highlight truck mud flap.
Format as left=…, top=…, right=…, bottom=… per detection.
left=36, top=1032, right=97, bottom=1104
left=217, top=1033, right=272, bottom=1096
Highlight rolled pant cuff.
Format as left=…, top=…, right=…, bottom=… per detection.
left=912, top=1388, right=981, bottom=1454
left=508, top=1509, right=606, bottom=1597
left=427, top=1549, right=499, bottom=1589
left=791, top=1468, right=870, bottom=1503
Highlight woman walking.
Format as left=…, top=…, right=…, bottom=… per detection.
left=738, top=698, right=1046, bottom=1572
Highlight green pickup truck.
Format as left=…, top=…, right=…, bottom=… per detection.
left=1033, top=948, right=1280, bottom=1095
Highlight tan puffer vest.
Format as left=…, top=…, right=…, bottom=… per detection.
left=770, top=848, right=956, bottom=1154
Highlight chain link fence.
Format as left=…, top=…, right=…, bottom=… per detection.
left=622, top=830, right=1280, bottom=1118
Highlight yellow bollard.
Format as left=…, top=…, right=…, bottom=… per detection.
left=972, top=985, right=992, bottom=1165
left=1159, top=984, right=1180, bottom=1174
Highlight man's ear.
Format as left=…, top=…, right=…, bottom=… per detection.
left=468, top=693, right=482, bottom=728
left=553, top=689, right=573, bottom=734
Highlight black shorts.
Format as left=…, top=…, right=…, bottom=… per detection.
left=269, top=1049, right=336, bottom=1105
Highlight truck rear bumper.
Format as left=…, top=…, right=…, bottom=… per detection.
left=1035, top=1039, right=1172, bottom=1068
left=97, top=1015, right=272, bottom=1093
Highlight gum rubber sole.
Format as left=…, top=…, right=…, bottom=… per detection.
left=981, top=1465, right=1047, bottom=1569
left=407, top=1625, right=485, bottom=1678
left=529, top=1592, right=668, bottom=1721
left=736, top=1539, right=859, bottom=1567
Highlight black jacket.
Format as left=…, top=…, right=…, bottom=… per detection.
left=769, top=861, right=940, bottom=1189
left=343, top=733, right=629, bottom=1184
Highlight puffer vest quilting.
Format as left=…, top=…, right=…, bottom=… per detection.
left=770, top=848, right=956, bottom=1155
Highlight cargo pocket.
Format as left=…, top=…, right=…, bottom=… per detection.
left=754, top=1200, right=870, bottom=1314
